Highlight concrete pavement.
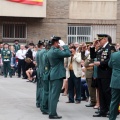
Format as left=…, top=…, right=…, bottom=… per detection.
left=0, top=76, right=119, bottom=120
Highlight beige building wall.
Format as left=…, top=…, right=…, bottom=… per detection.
left=69, top=0, right=117, bottom=20
left=0, top=0, right=46, bottom=17
left=116, top=0, right=120, bottom=43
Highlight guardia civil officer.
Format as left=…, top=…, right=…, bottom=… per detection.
left=108, top=51, right=120, bottom=120
left=42, top=40, right=51, bottom=115
left=13, top=40, right=20, bottom=53
left=1, top=43, right=12, bottom=77
left=38, top=41, right=46, bottom=112
left=47, top=36, right=71, bottom=119
left=90, top=34, right=116, bottom=117
left=35, top=41, right=44, bottom=108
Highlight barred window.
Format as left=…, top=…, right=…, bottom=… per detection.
left=68, top=26, right=92, bottom=44
left=2, top=23, right=27, bottom=39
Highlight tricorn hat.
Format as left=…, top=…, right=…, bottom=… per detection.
left=38, top=40, right=43, bottom=45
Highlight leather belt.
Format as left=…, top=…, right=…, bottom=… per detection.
left=86, top=66, right=93, bottom=70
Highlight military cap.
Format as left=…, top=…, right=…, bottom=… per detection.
left=97, top=34, right=112, bottom=43
left=97, top=34, right=108, bottom=40
left=38, top=40, right=43, bottom=45
left=29, top=43, right=34, bottom=46
left=52, top=36, right=61, bottom=41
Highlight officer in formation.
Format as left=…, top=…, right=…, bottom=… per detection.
left=47, top=36, right=71, bottom=119
left=35, top=41, right=44, bottom=108
left=35, top=36, right=71, bottom=119
left=108, top=50, right=120, bottom=120
left=1, top=43, right=12, bottom=78
left=42, top=40, right=51, bottom=114
left=90, top=34, right=116, bottom=117
left=13, top=40, right=20, bottom=53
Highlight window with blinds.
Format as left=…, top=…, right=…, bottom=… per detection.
left=68, top=26, right=91, bottom=44
left=2, top=23, right=27, bottom=39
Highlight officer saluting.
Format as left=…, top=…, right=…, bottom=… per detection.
left=91, top=34, right=116, bottom=117
left=47, top=36, right=71, bottom=119
left=1, top=43, right=12, bottom=78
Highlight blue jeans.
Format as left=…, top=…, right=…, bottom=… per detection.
left=68, top=70, right=81, bottom=102
left=81, top=79, right=89, bottom=99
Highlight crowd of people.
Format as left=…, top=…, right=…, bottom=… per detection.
left=0, top=35, right=120, bottom=120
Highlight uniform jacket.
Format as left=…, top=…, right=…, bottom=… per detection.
left=38, top=49, right=46, bottom=77
left=65, top=52, right=82, bottom=78
left=35, top=49, right=41, bottom=79
left=108, top=51, right=120, bottom=89
left=42, top=49, right=50, bottom=81
left=13, top=44, right=20, bottom=53
left=90, top=43, right=116, bottom=79
left=47, top=45, right=71, bottom=80
left=1, top=49, right=12, bottom=62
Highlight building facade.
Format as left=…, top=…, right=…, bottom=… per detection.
left=0, top=0, right=119, bottom=44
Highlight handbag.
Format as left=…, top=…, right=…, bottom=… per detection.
left=25, top=58, right=32, bottom=64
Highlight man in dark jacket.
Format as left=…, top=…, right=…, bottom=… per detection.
left=91, top=34, right=116, bottom=117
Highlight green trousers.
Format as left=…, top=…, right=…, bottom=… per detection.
left=39, top=77, right=44, bottom=112
left=109, top=88, right=120, bottom=120
left=36, top=77, right=40, bottom=107
left=3, top=62, right=11, bottom=77
left=42, top=80, right=49, bottom=113
left=49, top=79, right=63, bottom=116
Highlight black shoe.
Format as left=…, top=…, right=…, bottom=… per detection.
left=93, top=113, right=106, bottom=117
left=22, top=77, right=27, bottom=79
left=42, top=112, right=49, bottom=115
left=95, top=111, right=100, bottom=114
left=75, top=101, right=81, bottom=104
left=61, top=88, right=65, bottom=93
left=66, top=101, right=74, bottom=103
left=10, top=76, right=12, bottom=78
left=26, top=80, right=31, bottom=82
left=49, top=115, right=62, bottom=119
left=36, top=103, right=40, bottom=108
left=86, top=103, right=95, bottom=107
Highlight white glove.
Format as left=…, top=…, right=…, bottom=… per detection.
left=59, top=40, right=65, bottom=46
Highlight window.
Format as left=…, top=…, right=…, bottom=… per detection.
left=68, top=26, right=91, bottom=44
left=2, top=23, right=27, bottom=39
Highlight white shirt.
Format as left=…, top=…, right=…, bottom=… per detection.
left=33, top=51, right=37, bottom=59
left=103, top=42, right=108, bottom=48
left=16, top=49, right=27, bottom=60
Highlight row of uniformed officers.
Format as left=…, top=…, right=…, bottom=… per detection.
left=35, top=36, right=71, bottom=119
left=35, top=34, right=120, bottom=120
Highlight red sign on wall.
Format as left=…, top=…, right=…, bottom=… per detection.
left=7, top=0, right=43, bottom=6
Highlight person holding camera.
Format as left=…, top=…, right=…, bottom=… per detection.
left=65, top=45, right=82, bottom=104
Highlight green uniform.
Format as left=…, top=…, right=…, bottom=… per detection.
left=108, top=51, right=120, bottom=120
left=38, top=49, right=46, bottom=112
left=35, top=49, right=41, bottom=107
left=13, top=44, right=20, bottom=53
left=42, top=49, right=50, bottom=113
left=47, top=45, right=71, bottom=116
left=1, top=49, right=12, bottom=77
